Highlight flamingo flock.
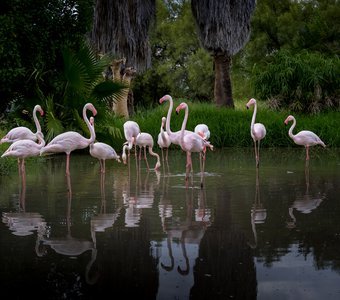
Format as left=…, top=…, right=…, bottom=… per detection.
left=0, top=95, right=326, bottom=187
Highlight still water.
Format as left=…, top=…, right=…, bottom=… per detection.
left=0, top=148, right=340, bottom=299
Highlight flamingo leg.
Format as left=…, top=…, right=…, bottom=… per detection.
left=66, top=153, right=71, bottom=175
left=166, top=148, right=169, bottom=161
left=102, top=160, right=106, bottom=174
left=144, top=146, right=150, bottom=170
left=257, top=140, right=261, bottom=168
left=306, top=146, right=310, bottom=160
left=185, top=152, right=192, bottom=186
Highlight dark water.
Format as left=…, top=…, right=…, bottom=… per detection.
left=0, top=148, right=340, bottom=299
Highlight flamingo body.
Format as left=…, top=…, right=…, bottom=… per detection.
left=89, top=117, right=120, bottom=173
left=0, top=105, right=44, bottom=144
left=40, top=103, right=97, bottom=175
left=122, top=120, right=141, bottom=164
left=175, top=102, right=213, bottom=187
left=159, top=95, right=191, bottom=145
left=135, top=132, right=161, bottom=170
left=284, top=115, right=325, bottom=160
left=246, top=98, right=266, bottom=167
left=157, top=117, right=171, bottom=161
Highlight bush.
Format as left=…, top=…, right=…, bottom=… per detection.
left=252, top=50, right=340, bottom=114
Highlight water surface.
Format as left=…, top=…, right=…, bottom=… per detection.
left=0, top=147, right=339, bottom=299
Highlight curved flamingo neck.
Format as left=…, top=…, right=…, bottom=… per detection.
left=180, top=104, right=189, bottom=143
left=165, top=97, right=174, bottom=137
left=33, top=106, right=42, bottom=134
left=288, top=117, right=296, bottom=139
left=83, top=105, right=96, bottom=144
left=250, top=102, right=257, bottom=138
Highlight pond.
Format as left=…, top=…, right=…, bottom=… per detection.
left=0, top=147, right=339, bottom=299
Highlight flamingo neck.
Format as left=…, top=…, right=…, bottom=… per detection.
left=83, top=106, right=96, bottom=144
left=288, top=117, right=296, bottom=139
left=165, top=97, right=174, bottom=137
left=33, top=106, right=42, bottom=134
left=180, top=105, right=189, bottom=144
left=251, top=102, right=257, bottom=132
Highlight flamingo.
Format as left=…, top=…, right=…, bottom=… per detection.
left=159, top=95, right=191, bottom=146
left=0, top=104, right=44, bottom=144
left=175, top=102, right=213, bottom=187
left=194, top=124, right=210, bottom=140
left=1, top=131, right=45, bottom=178
left=157, top=117, right=171, bottom=161
left=246, top=98, right=266, bottom=167
left=89, top=117, right=121, bottom=173
left=135, top=132, right=161, bottom=171
left=121, top=120, right=141, bottom=164
left=40, top=103, right=97, bottom=175
left=284, top=115, right=326, bottom=161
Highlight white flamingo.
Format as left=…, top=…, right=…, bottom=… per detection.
left=135, top=132, right=161, bottom=171
left=157, top=117, right=171, bottom=161
left=40, top=103, right=97, bottom=175
left=246, top=98, right=266, bottom=167
left=89, top=117, right=121, bottom=173
left=284, top=115, right=326, bottom=161
left=121, top=120, right=141, bottom=164
left=0, top=104, right=44, bottom=144
left=194, top=124, right=210, bottom=140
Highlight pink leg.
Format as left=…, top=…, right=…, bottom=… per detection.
left=66, top=153, right=71, bottom=175
left=306, top=146, right=310, bottom=160
left=144, top=146, right=150, bottom=170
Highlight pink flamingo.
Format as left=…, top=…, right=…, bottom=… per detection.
left=0, top=104, right=44, bottom=144
left=175, top=102, right=213, bottom=187
left=246, top=98, right=266, bottom=167
left=194, top=124, right=210, bottom=140
left=135, top=132, right=161, bottom=171
left=121, top=120, right=140, bottom=164
left=40, top=103, right=97, bottom=175
left=159, top=95, right=191, bottom=146
left=1, top=131, right=45, bottom=178
left=89, top=117, right=121, bottom=173
left=284, top=115, right=326, bottom=161
left=157, top=117, right=171, bottom=161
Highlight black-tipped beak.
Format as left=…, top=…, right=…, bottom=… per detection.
left=246, top=106, right=249, bottom=110
left=176, top=111, right=179, bottom=115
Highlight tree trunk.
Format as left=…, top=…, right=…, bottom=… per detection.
left=214, top=52, right=234, bottom=108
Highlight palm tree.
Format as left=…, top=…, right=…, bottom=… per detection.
left=90, top=0, right=156, bottom=117
left=191, top=0, right=256, bottom=107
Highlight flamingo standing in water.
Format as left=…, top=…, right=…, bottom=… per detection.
left=40, top=103, right=97, bottom=175
left=135, top=132, right=161, bottom=171
left=159, top=95, right=191, bottom=146
left=0, top=104, right=44, bottom=144
left=175, top=102, right=213, bottom=187
left=1, top=131, right=45, bottom=178
left=246, top=98, right=266, bottom=168
left=121, top=120, right=140, bottom=164
left=157, top=117, right=171, bottom=161
left=284, top=115, right=326, bottom=161
left=89, top=117, right=121, bottom=173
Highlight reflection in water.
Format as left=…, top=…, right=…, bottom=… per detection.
left=2, top=171, right=46, bottom=237
left=37, top=175, right=98, bottom=285
left=286, top=164, right=326, bottom=229
left=123, top=165, right=160, bottom=227
left=160, top=188, right=211, bottom=275
left=248, top=169, right=267, bottom=249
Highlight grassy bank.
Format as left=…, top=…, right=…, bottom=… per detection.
left=111, top=100, right=340, bottom=150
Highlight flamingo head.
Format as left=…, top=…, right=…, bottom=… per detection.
left=86, top=103, right=98, bottom=116
left=284, top=115, right=294, bottom=125
left=175, top=102, right=187, bottom=115
left=159, top=94, right=171, bottom=104
left=246, top=98, right=256, bottom=109
left=161, top=117, right=166, bottom=127
left=36, top=105, right=44, bottom=116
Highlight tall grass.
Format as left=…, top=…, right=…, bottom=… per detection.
left=107, top=99, right=339, bottom=150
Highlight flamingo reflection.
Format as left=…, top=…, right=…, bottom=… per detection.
left=248, top=169, right=267, bottom=249
left=160, top=188, right=211, bottom=275
left=37, top=175, right=99, bottom=284
left=2, top=171, right=46, bottom=237
left=286, top=163, right=326, bottom=229
left=124, top=165, right=160, bottom=227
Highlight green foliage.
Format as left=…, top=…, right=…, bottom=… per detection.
left=107, top=101, right=339, bottom=151
left=252, top=50, right=340, bottom=113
